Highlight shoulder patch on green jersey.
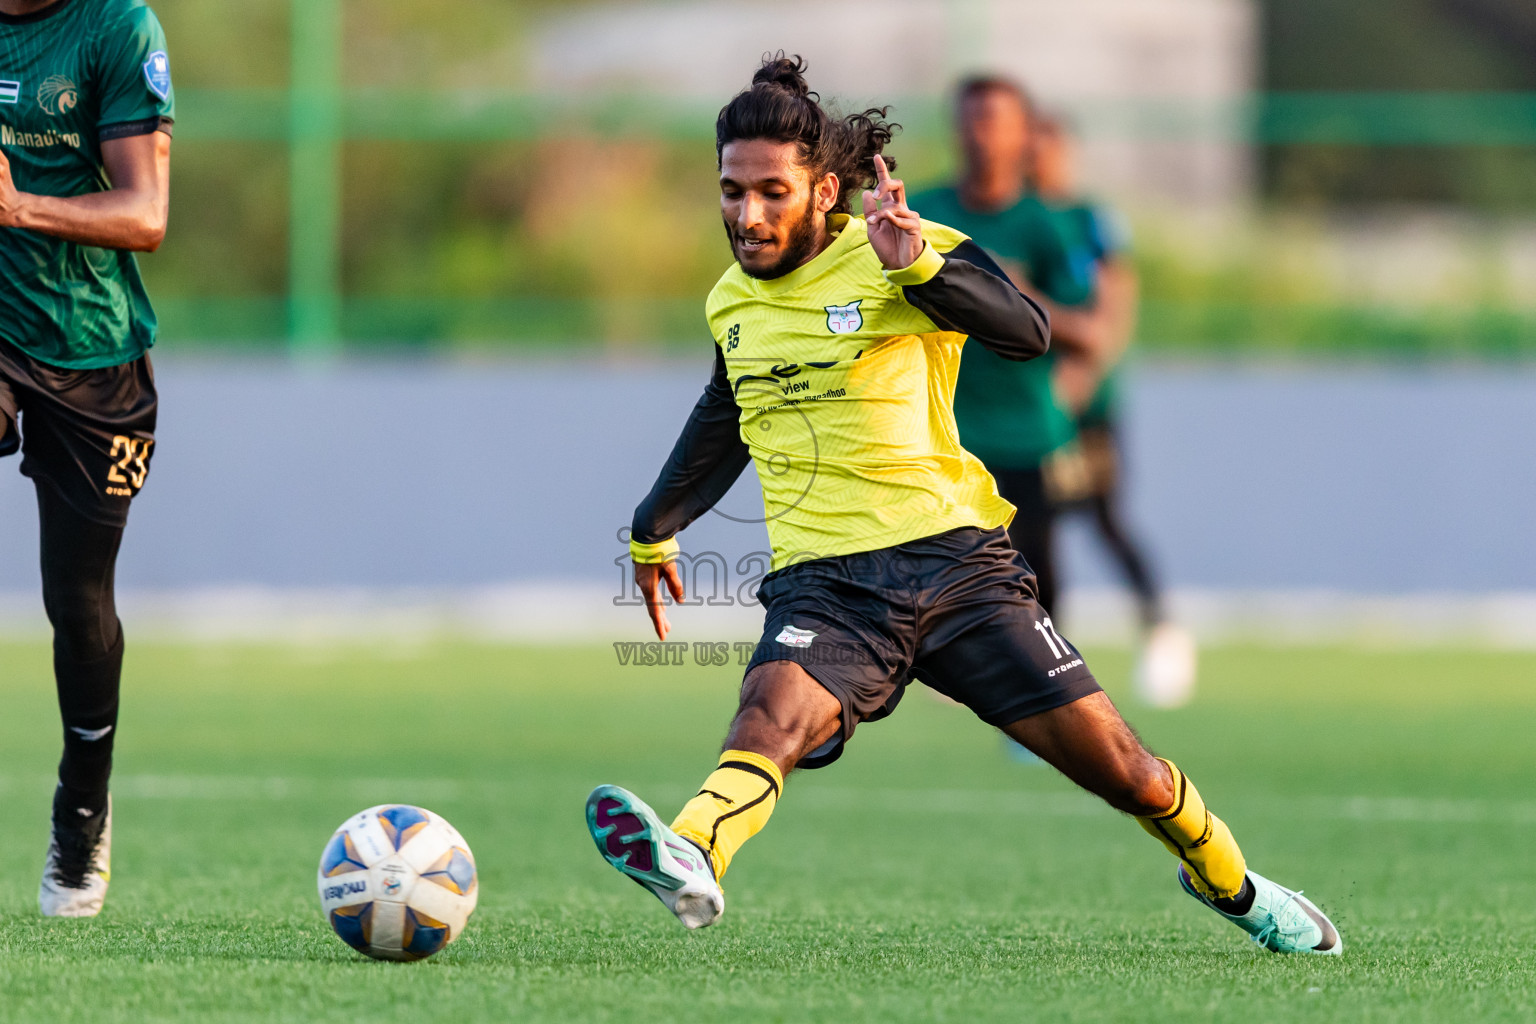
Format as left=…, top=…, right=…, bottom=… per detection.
left=142, top=47, right=169, bottom=99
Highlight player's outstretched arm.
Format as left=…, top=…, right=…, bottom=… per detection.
left=0, top=132, right=170, bottom=251
left=863, top=156, right=1049, bottom=360
left=631, top=346, right=751, bottom=639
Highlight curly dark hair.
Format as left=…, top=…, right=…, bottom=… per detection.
left=715, top=53, right=901, bottom=216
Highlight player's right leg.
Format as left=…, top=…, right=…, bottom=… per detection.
left=589, top=551, right=909, bottom=929
left=586, top=660, right=842, bottom=929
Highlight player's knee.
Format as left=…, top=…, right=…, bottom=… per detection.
left=42, top=579, right=119, bottom=662
left=1099, top=757, right=1174, bottom=817
left=730, top=695, right=815, bottom=750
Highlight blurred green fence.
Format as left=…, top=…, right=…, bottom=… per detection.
left=147, top=0, right=1536, bottom=357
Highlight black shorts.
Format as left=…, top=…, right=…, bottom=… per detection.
left=746, top=526, right=1101, bottom=769
left=0, top=339, right=157, bottom=527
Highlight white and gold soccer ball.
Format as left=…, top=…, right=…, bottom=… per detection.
left=317, top=804, right=479, bottom=961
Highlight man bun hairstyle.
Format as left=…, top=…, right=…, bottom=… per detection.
left=716, top=53, right=901, bottom=216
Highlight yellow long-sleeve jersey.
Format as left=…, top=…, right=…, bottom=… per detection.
left=632, top=213, right=1051, bottom=571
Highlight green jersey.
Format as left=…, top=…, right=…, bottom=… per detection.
left=0, top=0, right=173, bottom=369
left=910, top=186, right=1087, bottom=470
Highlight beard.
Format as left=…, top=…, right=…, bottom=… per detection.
left=726, top=194, right=823, bottom=280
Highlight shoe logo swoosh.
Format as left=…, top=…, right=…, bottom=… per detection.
left=69, top=725, right=114, bottom=741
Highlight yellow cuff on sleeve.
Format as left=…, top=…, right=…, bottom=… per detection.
left=882, top=241, right=944, bottom=286
left=630, top=537, right=680, bottom=564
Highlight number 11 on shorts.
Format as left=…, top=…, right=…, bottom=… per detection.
left=1034, top=616, right=1073, bottom=660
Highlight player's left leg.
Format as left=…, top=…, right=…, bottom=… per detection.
left=36, top=481, right=124, bottom=917
left=911, top=528, right=1338, bottom=954
left=1003, top=694, right=1341, bottom=954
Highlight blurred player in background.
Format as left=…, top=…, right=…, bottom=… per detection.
left=0, top=0, right=174, bottom=916
left=584, top=56, right=1342, bottom=957
left=1031, top=115, right=1197, bottom=708
left=909, top=77, right=1103, bottom=623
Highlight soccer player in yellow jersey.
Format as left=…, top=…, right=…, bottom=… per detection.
left=585, top=56, right=1341, bottom=955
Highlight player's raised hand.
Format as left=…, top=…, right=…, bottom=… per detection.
left=862, top=154, right=923, bottom=271
left=635, top=560, right=686, bottom=640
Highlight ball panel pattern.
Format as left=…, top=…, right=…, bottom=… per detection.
left=377, top=805, right=432, bottom=851
left=329, top=903, right=373, bottom=952
left=402, top=908, right=452, bottom=958
left=320, top=831, right=368, bottom=878
left=421, top=848, right=477, bottom=896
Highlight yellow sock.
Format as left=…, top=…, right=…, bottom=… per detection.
left=1137, top=758, right=1247, bottom=899
left=670, top=750, right=783, bottom=881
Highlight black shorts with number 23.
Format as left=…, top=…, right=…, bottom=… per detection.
left=746, top=526, right=1102, bottom=769
left=0, top=338, right=157, bottom=528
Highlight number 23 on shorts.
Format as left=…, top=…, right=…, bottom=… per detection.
left=105, top=434, right=153, bottom=496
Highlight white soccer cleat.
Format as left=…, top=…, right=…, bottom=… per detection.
left=1180, top=867, right=1343, bottom=955
left=585, top=784, right=724, bottom=930
left=39, top=796, right=112, bottom=918
left=1135, top=622, right=1198, bottom=709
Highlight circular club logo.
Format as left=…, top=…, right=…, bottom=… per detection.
left=381, top=874, right=403, bottom=896
left=37, top=76, right=78, bottom=116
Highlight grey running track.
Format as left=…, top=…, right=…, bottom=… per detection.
left=1, top=358, right=1533, bottom=595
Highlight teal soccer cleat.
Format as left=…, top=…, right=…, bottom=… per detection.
left=1180, top=867, right=1343, bottom=955
left=586, top=784, right=724, bottom=930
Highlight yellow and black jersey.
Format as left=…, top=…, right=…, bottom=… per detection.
left=632, top=213, right=1050, bottom=570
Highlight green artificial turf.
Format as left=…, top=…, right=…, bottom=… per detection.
left=1, top=641, right=1534, bottom=1022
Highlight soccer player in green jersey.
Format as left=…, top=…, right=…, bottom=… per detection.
left=910, top=77, right=1112, bottom=619
left=0, top=0, right=174, bottom=917
left=1030, top=115, right=1197, bottom=708
left=584, top=56, right=1341, bottom=956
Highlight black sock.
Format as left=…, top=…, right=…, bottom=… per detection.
left=1209, top=877, right=1255, bottom=916
left=54, top=630, right=123, bottom=818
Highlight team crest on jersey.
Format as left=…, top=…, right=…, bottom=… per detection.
left=824, top=300, right=863, bottom=334
left=143, top=51, right=171, bottom=100
left=36, top=76, right=77, bottom=116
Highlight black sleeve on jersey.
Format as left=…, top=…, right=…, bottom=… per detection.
left=631, top=345, right=751, bottom=544
left=899, top=239, right=1051, bottom=360
left=99, top=116, right=175, bottom=142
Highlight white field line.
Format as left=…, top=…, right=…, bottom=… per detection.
left=0, top=773, right=465, bottom=802
left=1, top=774, right=1530, bottom=826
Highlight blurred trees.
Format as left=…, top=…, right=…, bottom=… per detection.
left=130, top=0, right=1536, bottom=351
left=1262, top=0, right=1536, bottom=208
